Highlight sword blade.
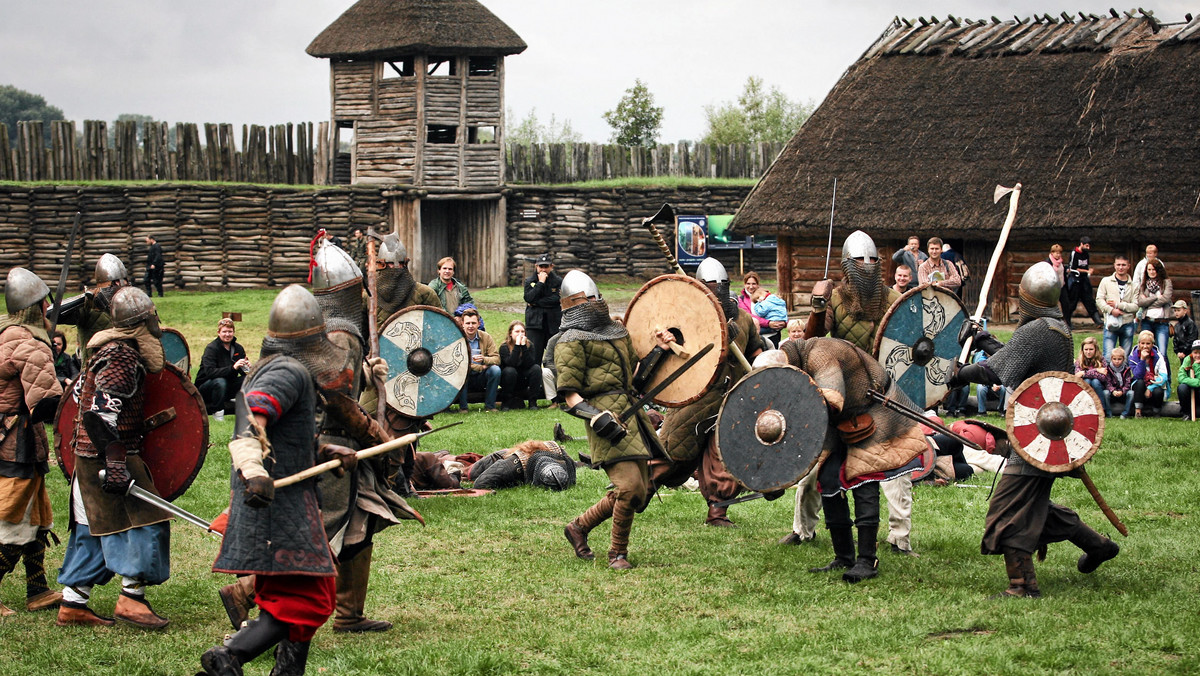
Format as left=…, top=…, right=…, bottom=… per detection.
left=713, top=492, right=764, bottom=508
left=619, top=342, right=715, bottom=423
left=126, top=479, right=219, bottom=535
left=866, top=389, right=983, bottom=450
left=47, top=212, right=83, bottom=337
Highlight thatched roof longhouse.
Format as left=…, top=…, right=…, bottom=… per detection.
left=732, top=10, right=1200, bottom=245
left=307, top=0, right=527, bottom=59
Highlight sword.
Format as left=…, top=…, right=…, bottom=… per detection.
left=98, top=472, right=220, bottom=536
left=47, top=212, right=83, bottom=338
left=713, top=492, right=765, bottom=508
left=866, top=388, right=983, bottom=451
left=618, top=342, right=715, bottom=423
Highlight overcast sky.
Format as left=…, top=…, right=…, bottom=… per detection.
left=2, top=1, right=1193, bottom=143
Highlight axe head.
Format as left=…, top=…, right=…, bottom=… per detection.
left=365, top=225, right=385, bottom=243
left=993, top=183, right=1023, bottom=204
left=642, top=203, right=676, bottom=227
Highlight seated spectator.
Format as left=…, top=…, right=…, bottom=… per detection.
left=1075, top=336, right=1109, bottom=415
left=780, top=319, right=804, bottom=345
left=51, top=330, right=80, bottom=388
left=752, top=285, right=788, bottom=346
left=456, top=308, right=500, bottom=412
left=499, top=320, right=542, bottom=410
left=195, top=317, right=249, bottom=419
left=737, top=271, right=770, bottom=332
left=1130, top=330, right=1169, bottom=418
left=1137, top=259, right=1173, bottom=362
left=976, top=381, right=1006, bottom=417
left=1105, top=347, right=1135, bottom=419
left=1173, top=300, right=1199, bottom=363
left=1178, top=340, right=1200, bottom=420
left=917, top=237, right=962, bottom=294
left=465, top=440, right=576, bottom=491
left=891, top=264, right=912, bottom=295
left=429, top=257, right=474, bottom=315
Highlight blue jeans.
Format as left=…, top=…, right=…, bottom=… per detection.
left=976, top=384, right=1006, bottom=414
left=1084, top=378, right=1110, bottom=417
left=1103, top=321, right=1136, bottom=360
left=1107, top=389, right=1135, bottom=417
left=459, top=365, right=501, bottom=410
left=198, top=376, right=239, bottom=414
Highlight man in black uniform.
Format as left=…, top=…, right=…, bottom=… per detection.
left=952, top=262, right=1119, bottom=598
left=523, top=253, right=562, bottom=366
left=143, top=235, right=164, bottom=298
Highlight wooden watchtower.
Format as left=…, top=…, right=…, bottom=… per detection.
left=308, top=0, right=526, bottom=287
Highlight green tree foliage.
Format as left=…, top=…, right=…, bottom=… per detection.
left=506, top=107, right=583, bottom=145
left=110, top=113, right=157, bottom=146
left=603, top=79, right=663, bottom=146
left=701, top=76, right=813, bottom=145
left=0, top=84, right=65, bottom=145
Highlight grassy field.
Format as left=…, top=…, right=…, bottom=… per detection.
left=3, top=284, right=1197, bottom=674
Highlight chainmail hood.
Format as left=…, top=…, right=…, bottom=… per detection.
left=839, top=258, right=889, bottom=322
left=260, top=329, right=354, bottom=394
left=376, top=266, right=416, bottom=318
left=314, top=278, right=364, bottom=344
left=1017, top=291, right=1066, bottom=327
left=713, top=281, right=739, bottom=320
left=557, top=298, right=628, bottom=343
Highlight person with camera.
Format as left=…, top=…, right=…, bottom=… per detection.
left=195, top=318, right=249, bottom=419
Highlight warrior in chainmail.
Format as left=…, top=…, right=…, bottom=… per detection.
left=557, top=270, right=675, bottom=570
left=52, top=254, right=131, bottom=365
left=776, top=338, right=929, bottom=583
left=951, top=262, right=1119, bottom=599
left=202, top=285, right=358, bottom=676
left=654, top=258, right=767, bottom=526
left=468, top=440, right=576, bottom=491
left=785, top=231, right=917, bottom=556
left=57, top=287, right=174, bottom=629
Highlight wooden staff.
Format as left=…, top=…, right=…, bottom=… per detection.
left=365, top=226, right=386, bottom=427
left=960, top=183, right=1022, bottom=363
left=1076, top=466, right=1129, bottom=536
left=274, top=422, right=461, bottom=489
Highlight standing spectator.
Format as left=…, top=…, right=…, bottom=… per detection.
left=1130, top=330, right=1169, bottom=418
left=891, top=265, right=912, bottom=295
left=917, top=237, right=961, bottom=294
left=737, top=271, right=783, bottom=335
left=51, top=330, right=80, bottom=388
left=1178, top=340, right=1200, bottom=420
left=1075, top=337, right=1109, bottom=415
left=195, top=318, right=250, bottom=419
left=347, top=228, right=368, bottom=274
left=890, top=236, right=927, bottom=291
left=1137, top=260, right=1173, bottom=361
left=1047, top=244, right=1070, bottom=319
left=941, top=243, right=968, bottom=294
left=523, top=254, right=562, bottom=365
left=752, top=285, right=788, bottom=346
left=1065, top=237, right=1103, bottom=326
left=1131, top=243, right=1161, bottom=292
left=1096, top=255, right=1138, bottom=359
left=143, top=235, right=164, bottom=298
left=456, top=309, right=499, bottom=413
left=1172, top=300, right=1199, bottom=362
left=499, top=321, right=542, bottom=410
left=429, top=257, right=473, bottom=315
left=1105, top=347, right=1135, bottom=419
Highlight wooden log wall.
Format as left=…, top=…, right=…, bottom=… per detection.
left=0, top=185, right=386, bottom=293
left=504, top=186, right=755, bottom=284
left=0, top=120, right=317, bottom=184
left=505, top=141, right=785, bottom=184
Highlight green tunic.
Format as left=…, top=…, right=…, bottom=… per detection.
left=827, top=286, right=901, bottom=351
left=554, top=335, right=664, bottom=467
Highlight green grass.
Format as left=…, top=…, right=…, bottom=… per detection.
left=0, top=180, right=335, bottom=190
left=3, top=285, right=1198, bottom=674
left=536, top=176, right=760, bottom=189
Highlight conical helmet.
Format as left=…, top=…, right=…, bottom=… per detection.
left=1019, top=261, right=1061, bottom=308
left=95, top=254, right=128, bottom=284
left=268, top=285, right=325, bottom=338
left=377, top=234, right=409, bottom=265
left=841, top=231, right=878, bottom=263
left=560, top=269, right=599, bottom=309
left=311, top=240, right=362, bottom=290
left=4, top=267, right=50, bottom=314
left=695, top=257, right=729, bottom=284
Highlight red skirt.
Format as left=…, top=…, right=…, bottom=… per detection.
left=254, top=574, right=336, bottom=642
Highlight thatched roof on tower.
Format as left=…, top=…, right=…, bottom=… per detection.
left=307, top=0, right=527, bottom=59
left=732, top=10, right=1200, bottom=245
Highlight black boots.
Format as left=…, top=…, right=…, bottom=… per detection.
left=1071, top=526, right=1120, bottom=574
left=843, top=526, right=879, bottom=583
left=201, top=610, right=290, bottom=675
left=269, top=640, right=311, bottom=676
left=809, top=527, right=855, bottom=573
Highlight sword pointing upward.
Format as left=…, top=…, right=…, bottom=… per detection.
left=98, top=472, right=220, bottom=536
left=47, top=212, right=83, bottom=338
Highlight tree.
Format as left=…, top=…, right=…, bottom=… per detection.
left=603, top=79, right=663, bottom=146
left=701, top=76, right=813, bottom=145
left=506, top=107, right=584, bottom=146
left=0, top=84, right=65, bottom=145
left=111, top=113, right=157, bottom=146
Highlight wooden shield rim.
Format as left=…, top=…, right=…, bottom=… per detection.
left=379, top=304, right=468, bottom=416
left=714, top=365, right=828, bottom=492
left=160, top=327, right=191, bottom=376
left=1005, top=370, right=1105, bottom=474
left=55, top=362, right=210, bottom=502
left=623, top=274, right=727, bottom=408
left=872, top=283, right=968, bottom=410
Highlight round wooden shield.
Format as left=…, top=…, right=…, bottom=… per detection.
left=1006, top=371, right=1104, bottom=474
left=623, top=274, right=727, bottom=407
left=714, top=365, right=829, bottom=493
left=56, top=363, right=209, bottom=501
left=160, top=328, right=191, bottom=377
left=873, top=284, right=968, bottom=411
left=379, top=305, right=469, bottom=417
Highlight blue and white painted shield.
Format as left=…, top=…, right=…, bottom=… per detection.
left=379, top=305, right=469, bottom=417
left=872, top=284, right=967, bottom=411
left=160, top=328, right=192, bottom=377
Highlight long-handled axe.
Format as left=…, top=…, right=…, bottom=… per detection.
left=960, top=183, right=1022, bottom=363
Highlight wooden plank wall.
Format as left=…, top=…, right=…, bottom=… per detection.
left=505, top=141, right=785, bottom=184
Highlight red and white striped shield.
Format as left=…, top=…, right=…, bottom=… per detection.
left=1006, top=371, right=1104, bottom=474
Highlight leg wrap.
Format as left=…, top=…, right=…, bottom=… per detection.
left=574, top=494, right=615, bottom=533
left=0, top=543, right=22, bottom=581
left=609, top=499, right=635, bottom=557
left=22, top=539, right=49, bottom=598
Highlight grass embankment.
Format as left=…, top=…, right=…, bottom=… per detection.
left=0, top=284, right=1195, bottom=674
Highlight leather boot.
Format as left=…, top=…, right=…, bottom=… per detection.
left=809, top=527, right=856, bottom=573
left=566, top=494, right=614, bottom=560
left=564, top=522, right=594, bottom=560
left=608, top=498, right=635, bottom=570
left=21, top=538, right=53, bottom=603
left=219, top=575, right=257, bottom=630
left=202, top=610, right=290, bottom=675
left=843, top=525, right=879, bottom=583
left=114, top=590, right=169, bottom=629
left=705, top=503, right=736, bottom=527
left=56, top=600, right=114, bottom=627
left=334, top=545, right=392, bottom=633
left=25, top=589, right=62, bottom=612
left=991, top=549, right=1041, bottom=599
left=1070, top=526, right=1120, bottom=574
left=0, top=602, right=13, bottom=617
left=269, top=640, right=311, bottom=676
left=777, top=531, right=815, bottom=546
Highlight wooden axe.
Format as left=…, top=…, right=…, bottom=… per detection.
left=960, top=183, right=1022, bottom=363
